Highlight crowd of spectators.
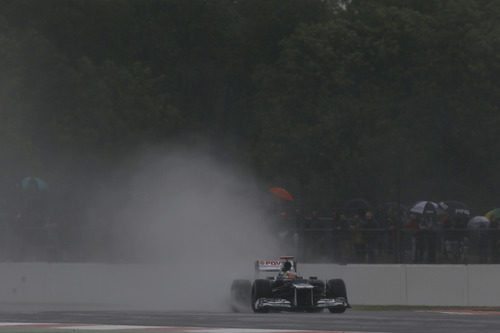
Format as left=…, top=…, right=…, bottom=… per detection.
left=2, top=178, right=500, bottom=265
left=276, top=201, right=500, bottom=264
left=0, top=178, right=62, bottom=261
left=0, top=177, right=101, bottom=262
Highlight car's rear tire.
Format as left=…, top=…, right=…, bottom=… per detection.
left=326, top=279, right=348, bottom=313
left=251, top=279, right=272, bottom=313
left=326, top=279, right=347, bottom=298
left=230, top=279, right=251, bottom=312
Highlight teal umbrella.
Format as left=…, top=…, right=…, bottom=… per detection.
left=21, top=176, right=48, bottom=192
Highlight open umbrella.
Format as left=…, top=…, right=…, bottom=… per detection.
left=485, top=208, right=500, bottom=221
left=438, top=201, right=471, bottom=217
left=21, top=176, right=48, bottom=192
left=409, top=201, right=444, bottom=215
left=467, top=216, right=490, bottom=229
left=344, top=198, right=372, bottom=211
left=269, top=187, right=293, bottom=201
left=344, top=198, right=372, bottom=216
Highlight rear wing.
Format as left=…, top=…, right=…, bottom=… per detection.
left=254, top=256, right=297, bottom=276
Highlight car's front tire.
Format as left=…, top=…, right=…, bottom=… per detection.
left=251, top=279, right=272, bottom=313
left=326, top=279, right=348, bottom=313
left=329, top=306, right=346, bottom=313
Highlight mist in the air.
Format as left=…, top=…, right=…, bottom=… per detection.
left=84, top=145, right=287, bottom=310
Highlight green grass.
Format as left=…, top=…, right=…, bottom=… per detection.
left=351, top=305, right=500, bottom=312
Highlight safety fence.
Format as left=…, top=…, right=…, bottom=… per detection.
left=0, top=224, right=113, bottom=263
left=0, top=220, right=498, bottom=264
left=293, top=228, right=497, bottom=264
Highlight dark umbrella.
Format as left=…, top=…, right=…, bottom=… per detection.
left=345, top=198, right=371, bottom=210
left=344, top=198, right=372, bottom=216
left=380, top=201, right=408, bottom=212
left=438, top=201, right=471, bottom=217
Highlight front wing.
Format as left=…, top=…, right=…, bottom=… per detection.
left=254, top=297, right=349, bottom=311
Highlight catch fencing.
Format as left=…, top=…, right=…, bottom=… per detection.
left=276, top=213, right=497, bottom=264
left=0, top=216, right=497, bottom=265
left=293, top=228, right=496, bottom=264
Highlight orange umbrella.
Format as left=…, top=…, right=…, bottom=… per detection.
left=269, top=187, right=294, bottom=201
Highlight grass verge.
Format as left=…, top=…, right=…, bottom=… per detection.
left=351, top=305, right=500, bottom=312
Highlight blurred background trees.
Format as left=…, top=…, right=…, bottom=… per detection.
left=0, top=0, right=499, bottom=212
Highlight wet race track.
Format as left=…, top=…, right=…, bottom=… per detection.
left=0, top=308, right=499, bottom=333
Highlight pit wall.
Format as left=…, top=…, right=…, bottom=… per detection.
left=0, top=263, right=499, bottom=307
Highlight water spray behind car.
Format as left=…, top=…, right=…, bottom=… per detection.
left=84, top=144, right=287, bottom=310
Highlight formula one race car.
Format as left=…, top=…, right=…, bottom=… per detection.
left=230, top=256, right=349, bottom=313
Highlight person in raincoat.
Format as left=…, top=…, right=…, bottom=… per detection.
left=489, top=216, right=500, bottom=263
left=363, top=211, right=379, bottom=262
left=419, top=213, right=437, bottom=263
left=351, top=215, right=366, bottom=262
left=332, top=212, right=349, bottom=263
left=406, top=213, right=423, bottom=263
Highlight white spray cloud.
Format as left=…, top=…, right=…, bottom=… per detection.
left=85, top=146, right=286, bottom=310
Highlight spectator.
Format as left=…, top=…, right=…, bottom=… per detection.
left=377, top=209, right=394, bottom=259
left=406, top=213, right=423, bottom=263
left=363, top=211, right=379, bottom=262
left=456, top=215, right=469, bottom=263
left=419, top=213, right=437, bottom=263
left=294, top=209, right=306, bottom=257
left=44, top=216, right=60, bottom=261
left=310, top=210, right=322, bottom=228
left=310, top=210, right=328, bottom=258
left=351, top=215, right=365, bottom=262
left=489, top=217, right=499, bottom=263
left=477, top=224, right=489, bottom=264
left=331, top=210, right=347, bottom=263
left=386, top=217, right=397, bottom=259
left=295, top=209, right=305, bottom=233
left=441, top=215, right=459, bottom=262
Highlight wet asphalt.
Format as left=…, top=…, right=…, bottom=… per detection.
left=0, top=306, right=498, bottom=333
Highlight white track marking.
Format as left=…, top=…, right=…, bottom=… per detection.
left=0, top=322, right=386, bottom=333
left=184, top=330, right=303, bottom=333
left=0, top=323, right=55, bottom=326
left=419, top=310, right=500, bottom=316
left=58, top=325, right=166, bottom=330
left=60, top=328, right=383, bottom=333
left=184, top=330, right=382, bottom=333
left=434, top=312, right=475, bottom=315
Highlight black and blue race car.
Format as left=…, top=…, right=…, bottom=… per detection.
left=230, top=256, right=349, bottom=313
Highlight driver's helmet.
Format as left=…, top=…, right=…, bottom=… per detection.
left=281, top=261, right=292, bottom=272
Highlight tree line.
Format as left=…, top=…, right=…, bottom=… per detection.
left=0, top=0, right=499, bottom=213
